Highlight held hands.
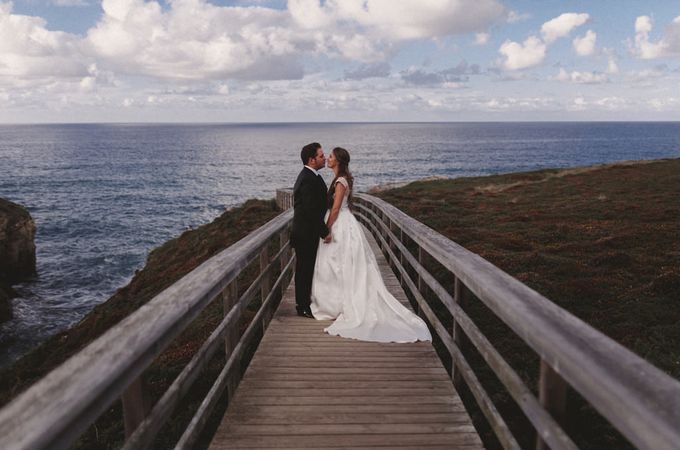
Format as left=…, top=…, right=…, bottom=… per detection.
left=323, top=233, right=332, bottom=244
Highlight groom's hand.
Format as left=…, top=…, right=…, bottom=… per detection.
left=323, top=234, right=332, bottom=244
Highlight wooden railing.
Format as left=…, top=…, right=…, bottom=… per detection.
left=350, top=193, right=680, bottom=450
left=0, top=208, right=294, bottom=450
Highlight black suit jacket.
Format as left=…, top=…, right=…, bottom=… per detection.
left=291, top=167, right=329, bottom=248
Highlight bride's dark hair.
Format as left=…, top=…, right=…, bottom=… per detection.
left=328, top=147, right=354, bottom=210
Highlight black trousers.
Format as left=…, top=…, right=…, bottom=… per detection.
left=294, top=240, right=319, bottom=309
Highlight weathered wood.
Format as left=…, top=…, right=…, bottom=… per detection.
left=357, top=209, right=520, bottom=450
left=260, top=244, right=272, bottom=330
left=227, top=403, right=465, bottom=414
left=360, top=200, right=572, bottom=446
left=122, top=377, right=148, bottom=439
left=0, top=209, right=294, bottom=450
left=222, top=280, right=238, bottom=397
left=175, top=256, right=295, bottom=450
left=356, top=194, right=680, bottom=450
left=212, top=433, right=483, bottom=448
left=122, top=282, right=245, bottom=449
left=208, top=227, right=483, bottom=450
left=453, top=277, right=464, bottom=389
left=537, top=360, right=570, bottom=450
left=358, top=203, right=576, bottom=450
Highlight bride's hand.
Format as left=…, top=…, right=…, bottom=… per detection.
left=323, top=234, right=332, bottom=244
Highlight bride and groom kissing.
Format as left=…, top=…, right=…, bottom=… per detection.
left=290, top=142, right=431, bottom=343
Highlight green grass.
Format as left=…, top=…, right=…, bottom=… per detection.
left=376, top=158, right=680, bottom=450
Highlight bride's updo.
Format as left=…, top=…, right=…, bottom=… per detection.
left=328, top=147, right=354, bottom=209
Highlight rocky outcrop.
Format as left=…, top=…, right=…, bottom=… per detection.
left=0, top=282, right=15, bottom=323
left=0, top=198, right=37, bottom=323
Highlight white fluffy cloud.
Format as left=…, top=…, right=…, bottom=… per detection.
left=573, top=30, right=597, bottom=56
left=541, top=13, right=590, bottom=44
left=632, top=15, right=680, bottom=59
left=2, top=0, right=506, bottom=84
left=498, top=36, right=546, bottom=70
left=554, top=68, right=608, bottom=84
left=498, top=12, right=589, bottom=70
left=0, top=2, right=89, bottom=80
left=86, top=0, right=305, bottom=80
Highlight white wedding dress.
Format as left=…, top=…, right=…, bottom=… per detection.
left=310, top=177, right=432, bottom=343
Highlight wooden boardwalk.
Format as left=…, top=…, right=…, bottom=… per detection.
left=209, top=227, right=484, bottom=449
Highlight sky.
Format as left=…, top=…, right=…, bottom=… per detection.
left=1, top=0, right=679, bottom=123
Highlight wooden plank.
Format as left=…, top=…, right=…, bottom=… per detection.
left=235, top=395, right=461, bottom=406
left=223, top=412, right=471, bottom=425
left=355, top=194, right=680, bottom=450
left=219, top=423, right=479, bottom=435
left=228, top=409, right=469, bottom=425
left=0, top=209, right=295, bottom=450
left=210, top=433, right=482, bottom=448
left=226, top=404, right=467, bottom=415
left=208, top=224, right=483, bottom=450
left=238, top=380, right=453, bottom=389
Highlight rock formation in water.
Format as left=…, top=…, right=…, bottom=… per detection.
left=0, top=198, right=37, bottom=323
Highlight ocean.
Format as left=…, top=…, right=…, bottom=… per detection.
left=2, top=122, right=680, bottom=367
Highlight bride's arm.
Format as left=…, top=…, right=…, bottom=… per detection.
left=324, top=182, right=346, bottom=242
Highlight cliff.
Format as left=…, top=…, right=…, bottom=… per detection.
left=0, top=198, right=280, bottom=448
left=376, top=158, right=680, bottom=450
left=0, top=198, right=37, bottom=323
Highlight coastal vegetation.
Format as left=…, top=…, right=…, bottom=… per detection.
left=1, top=158, right=678, bottom=449
left=0, top=199, right=280, bottom=448
left=376, top=158, right=680, bottom=449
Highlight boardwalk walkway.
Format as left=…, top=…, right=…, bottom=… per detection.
left=209, top=226, right=483, bottom=449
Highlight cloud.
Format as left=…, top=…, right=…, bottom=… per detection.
left=554, top=68, right=608, bottom=84
left=573, top=30, right=597, bottom=56
left=626, top=64, right=670, bottom=85
left=343, top=62, right=391, bottom=80
left=541, top=13, right=590, bottom=44
left=631, top=15, right=680, bottom=59
left=568, top=95, right=630, bottom=112
left=86, top=0, right=304, bottom=80
left=317, top=0, right=506, bottom=41
left=50, top=0, right=89, bottom=6
left=498, top=12, right=589, bottom=71
left=0, top=2, right=89, bottom=80
left=80, top=0, right=506, bottom=81
left=507, top=11, right=531, bottom=24
left=400, top=60, right=480, bottom=86
left=498, top=36, right=546, bottom=70
left=475, top=32, right=490, bottom=45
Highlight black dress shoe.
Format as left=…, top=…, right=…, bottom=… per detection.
left=296, top=306, right=315, bottom=319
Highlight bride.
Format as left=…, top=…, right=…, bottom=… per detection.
left=310, top=147, right=432, bottom=343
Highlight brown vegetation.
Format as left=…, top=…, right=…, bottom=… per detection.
left=0, top=199, right=281, bottom=448
left=376, top=158, right=680, bottom=450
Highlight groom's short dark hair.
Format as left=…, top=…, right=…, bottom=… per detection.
left=301, top=142, right=321, bottom=165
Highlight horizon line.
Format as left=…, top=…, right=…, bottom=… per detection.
left=1, top=119, right=680, bottom=126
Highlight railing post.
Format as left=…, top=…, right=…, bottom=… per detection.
left=388, top=219, right=399, bottom=276
left=536, top=360, right=569, bottom=450
left=399, top=228, right=406, bottom=285
left=416, top=246, right=424, bottom=317
left=260, top=244, right=272, bottom=331
left=452, top=277, right=465, bottom=390
left=223, top=280, right=239, bottom=397
left=122, top=377, right=148, bottom=439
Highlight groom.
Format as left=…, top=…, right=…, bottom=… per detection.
left=290, top=142, right=329, bottom=319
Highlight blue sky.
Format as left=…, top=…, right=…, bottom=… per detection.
left=1, top=0, right=679, bottom=122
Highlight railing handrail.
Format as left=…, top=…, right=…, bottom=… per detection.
left=354, top=193, right=680, bottom=450
left=0, top=209, right=293, bottom=450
